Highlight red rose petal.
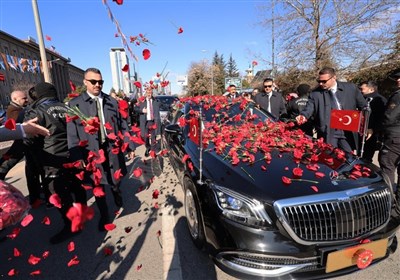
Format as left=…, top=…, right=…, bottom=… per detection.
left=14, top=248, right=21, bottom=257
left=104, top=223, right=116, bottom=231
left=30, top=270, right=41, bottom=276
left=67, top=255, right=80, bottom=267
left=132, top=167, right=143, bottom=178
left=41, top=216, right=51, bottom=225
left=68, top=241, right=75, bottom=252
left=315, top=172, right=325, bottom=178
left=28, top=254, right=41, bottom=265
left=8, top=268, right=18, bottom=276
left=42, top=251, right=50, bottom=259
left=142, top=49, right=151, bottom=60
left=49, top=194, right=62, bottom=208
left=93, top=186, right=106, bottom=197
left=311, top=186, right=319, bottom=192
left=21, top=214, right=34, bottom=227
left=152, top=189, right=160, bottom=199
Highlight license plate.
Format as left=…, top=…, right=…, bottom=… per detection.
left=325, top=238, right=388, bottom=273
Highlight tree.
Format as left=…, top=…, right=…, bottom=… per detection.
left=212, top=51, right=226, bottom=95
left=187, top=60, right=212, bottom=96
left=226, top=54, right=240, bottom=78
left=259, top=0, right=399, bottom=73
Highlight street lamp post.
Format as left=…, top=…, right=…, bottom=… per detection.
left=31, top=0, right=52, bottom=84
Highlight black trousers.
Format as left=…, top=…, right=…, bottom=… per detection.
left=145, top=120, right=157, bottom=149
left=378, top=137, right=400, bottom=191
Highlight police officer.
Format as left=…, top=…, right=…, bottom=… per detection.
left=23, top=82, right=87, bottom=244
left=379, top=71, right=400, bottom=197
left=287, top=83, right=314, bottom=137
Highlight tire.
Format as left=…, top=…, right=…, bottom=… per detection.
left=183, top=176, right=205, bottom=249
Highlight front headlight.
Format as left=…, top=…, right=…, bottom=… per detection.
left=212, top=184, right=272, bottom=228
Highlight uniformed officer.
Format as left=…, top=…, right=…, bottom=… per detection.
left=379, top=71, right=400, bottom=196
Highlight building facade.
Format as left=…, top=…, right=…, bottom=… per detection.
left=0, top=30, right=84, bottom=107
left=109, top=47, right=135, bottom=97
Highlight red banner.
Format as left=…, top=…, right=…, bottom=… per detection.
left=189, top=118, right=200, bottom=145
left=330, top=109, right=362, bottom=132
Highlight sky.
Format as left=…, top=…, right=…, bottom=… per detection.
left=0, top=0, right=272, bottom=95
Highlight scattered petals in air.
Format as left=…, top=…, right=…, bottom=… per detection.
left=282, top=176, right=292, bottom=185
left=178, top=27, right=183, bottom=34
left=152, top=189, right=160, bottom=199
left=93, top=186, right=105, bottom=197
left=14, top=248, right=21, bottom=257
left=7, top=227, right=21, bottom=239
left=42, top=216, right=51, bottom=225
left=112, top=0, right=123, bottom=5
left=104, top=223, right=116, bottom=231
left=114, top=169, right=124, bottom=181
left=252, top=60, right=258, bottom=66
left=132, top=167, right=143, bottom=178
left=21, top=214, right=34, bottom=227
left=125, top=226, right=133, bottom=233
left=49, top=193, right=62, bottom=208
left=121, top=64, right=129, bottom=72
left=42, top=251, right=50, bottom=259
left=133, top=81, right=142, bottom=88
left=315, top=172, right=326, bottom=178
left=28, top=254, right=41, bottom=265
left=8, top=269, right=18, bottom=276
left=67, top=255, right=80, bottom=267
left=30, top=270, right=41, bottom=276
left=104, top=247, right=113, bottom=256
left=4, top=119, right=16, bottom=130
left=311, top=186, right=319, bottom=192
left=182, top=154, right=190, bottom=163
left=45, top=35, right=52, bottom=41
left=68, top=241, right=75, bottom=252
left=136, top=264, right=143, bottom=271
left=142, top=49, right=151, bottom=60
left=66, top=203, right=95, bottom=232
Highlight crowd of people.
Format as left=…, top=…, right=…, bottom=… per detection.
left=1, top=65, right=400, bottom=243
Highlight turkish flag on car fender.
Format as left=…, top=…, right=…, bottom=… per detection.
left=330, top=109, right=362, bottom=132
left=189, top=118, right=200, bottom=145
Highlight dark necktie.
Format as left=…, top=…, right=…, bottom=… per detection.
left=94, top=97, right=106, bottom=143
left=329, top=89, right=341, bottom=110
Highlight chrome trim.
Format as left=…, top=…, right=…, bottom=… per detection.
left=216, top=251, right=319, bottom=277
left=274, top=185, right=391, bottom=245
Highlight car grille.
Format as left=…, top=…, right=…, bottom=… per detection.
left=278, top=188, right=391, bottom=242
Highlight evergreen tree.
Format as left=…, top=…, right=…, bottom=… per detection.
left=212, top=51, right=226, bottom=95
left=226, top=54, right=239, bottom=78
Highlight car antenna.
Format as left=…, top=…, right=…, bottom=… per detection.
left=197, top=101, right=204, bottom=185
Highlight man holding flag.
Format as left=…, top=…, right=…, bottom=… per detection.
left=296, top=67, right=366, bottom=153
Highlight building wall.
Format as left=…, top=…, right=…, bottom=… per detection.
left=0, top=30, right=84, bottom=107
left=109, top=47, right=133, bottom=95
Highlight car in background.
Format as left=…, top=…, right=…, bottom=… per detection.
left=0, top=108, right=6, bottom=125
left=162, top=95, right=400, bottom=279
left=154, top=95, right=179, bottom=125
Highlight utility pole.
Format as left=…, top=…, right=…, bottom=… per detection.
left=32, top=0, right=52, bottom=83
left=271, top=0, right=275, bottom=78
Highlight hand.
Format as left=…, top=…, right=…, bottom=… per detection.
left=296, top=115, right=307, bottom=125
left=142, top=107, right=147, bottom=113
left=366, top=129, right=373, bottom=140
left=22, top=117, right=50, bottom=137
left=128, top=150, right=135, bottom=159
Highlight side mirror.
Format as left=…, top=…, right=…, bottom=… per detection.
left=164, top=124, right=182, bottom=135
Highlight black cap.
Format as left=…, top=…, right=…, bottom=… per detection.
left=390, top=71, right=400, bottom=80
left=31, top=82, right=57, bottom=100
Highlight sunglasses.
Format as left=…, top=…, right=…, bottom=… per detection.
left=264, top=85, right=273, bottom=88
left=316, top=76, right=333, bottom=84
left=85, top=79, right=104, bottom=85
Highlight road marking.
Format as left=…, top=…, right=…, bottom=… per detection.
left=162, top=205, right=183, bottom=280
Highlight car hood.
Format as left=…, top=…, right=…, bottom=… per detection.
left=187, top=143, right=385, bottom=202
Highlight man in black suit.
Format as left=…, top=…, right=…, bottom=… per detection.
left=359, top=81, right=387, bottom=162
left=67, top=68, right=136, bottom=231
left=136, top=87, right=161, bottom=157
left=254, top=78, right=287, bottom=119
left=296, top=67, right=366, bottom=153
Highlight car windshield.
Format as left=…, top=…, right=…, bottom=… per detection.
left=156, top=96, right=178, bottom=111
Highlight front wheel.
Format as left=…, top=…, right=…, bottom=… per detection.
left=184, top=177, right=205, bottom=249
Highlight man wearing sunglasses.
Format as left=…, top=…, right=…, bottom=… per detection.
left=254, top=78, right=286, bottom=119
left=296, top=67, right=366, bottom=153
left=67, top=68, right=136, bottom=231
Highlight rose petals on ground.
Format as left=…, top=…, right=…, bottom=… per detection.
left=104, top=223, right=116, bottom=231
left=152, top=189, right=160, bottom=199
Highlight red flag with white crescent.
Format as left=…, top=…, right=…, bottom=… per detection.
left=189, top=118, right=200, bottom=145
left=330, top=109, right=362, bottom=132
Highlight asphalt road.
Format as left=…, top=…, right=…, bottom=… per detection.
left=0, top=146, right=399, bottom=280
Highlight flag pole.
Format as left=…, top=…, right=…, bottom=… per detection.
left=197, top=101, right=204, bottom=185
left=360, top=97, right=372, bottom=158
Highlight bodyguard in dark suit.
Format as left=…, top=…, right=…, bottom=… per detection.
left=297, top=67, right=366, bottom=152
left=359, top=81, right=387, bottom=162
left=136, top=87, right=161, bottom=157
left=67, top=68, right=135, bottom=230
left=254, top=78, right=287, bottom=119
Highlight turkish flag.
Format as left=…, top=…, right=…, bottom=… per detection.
left=189, top=118, right=200, bottom=145
left=330, top=109, right=362, bottom=132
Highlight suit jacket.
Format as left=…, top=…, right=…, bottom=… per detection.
left=254, top=91, right=287, bottom=119
left=0, top=125, right=24, bottom=141
left=301, top=81, right=366, bottom=148
left=135, top=97, right=162, bottom=138
left=67, top=92, right=135, bottom=185
left=364, top=92, right=387, bottom=132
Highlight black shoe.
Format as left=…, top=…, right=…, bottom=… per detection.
left=50, top=226, right=80, bottom=244
left=112, top=190, right=123, bottom=208
left=144, top=148, right=150, bottom=157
